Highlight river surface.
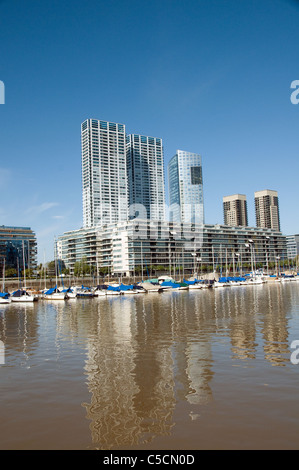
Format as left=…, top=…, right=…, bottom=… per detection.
left=0, top=281, right=299, bottom=450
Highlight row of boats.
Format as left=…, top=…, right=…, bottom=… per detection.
left=1, top=273, right=298, bottom=304
left=0, top=277, right=212, bottom=303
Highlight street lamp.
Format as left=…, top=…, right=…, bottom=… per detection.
left=245, top=239, right=255, bottom=275
left=276, top=255, right=280, bottom=278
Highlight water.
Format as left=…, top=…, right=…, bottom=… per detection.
left=1, top=281, right=299, bottom=450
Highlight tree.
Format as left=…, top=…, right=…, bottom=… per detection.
left=5, top=267, right=17, bottom=278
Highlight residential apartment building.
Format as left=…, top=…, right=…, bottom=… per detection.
left=255, top=189, right=280, bottom=231
left=81, top=119, right=128, bottom=227
left=168, top=150, right=204, bottom=224
left=126, top=134, right=165, bottom=221
left=223, top=194, right=248, bottom=227
left=58, top=221, right=286, bottom=278
left=286, top=234, right=299, bottom=260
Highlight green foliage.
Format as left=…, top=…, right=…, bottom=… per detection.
left=73, top=257, right=95, bottom=277
left=5, top=267, right=18, bottom=278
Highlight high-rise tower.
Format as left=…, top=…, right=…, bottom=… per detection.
left=223, top=194, right=248, bottom=227
left=168, top=150, right=204, bottom=224
left=126, top=134, right=165, bottom=221
left=81, top=119, right=128, bottom=227
left=254, top=189, right=280, bottom=231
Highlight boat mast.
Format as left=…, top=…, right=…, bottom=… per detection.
left=2, top=258, right=5, bottom=292
left=22, top=240, right=26, bottom=290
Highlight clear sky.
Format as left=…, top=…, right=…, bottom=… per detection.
left=0, top=0, right=298, bottom=263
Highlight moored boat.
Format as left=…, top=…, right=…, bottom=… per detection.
left=139, top=281, right=162, bottom=293
left=76, top=285, right=95, bottom=298
left=160, top=281, right=189, bottom=291
left=118, top=283, right=141, bottom=294
left=43, top=286, right=68, bottom=300
left=106, top=285, right=122, bottom=295
left=0, top=292, right=11, bottom=304
left=183, top=279, right=203, bottom=289
left=93, top=285, right=107, bottom=297
left=11, top=289, right=38, bottom=302
left=214, top=277, right=230, bottom=288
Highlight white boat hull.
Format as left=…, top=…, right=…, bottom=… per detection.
left=11, top=296, right=37, bottom=302
left=120, top=290, right=140, bottom=294
left=44, top=293, right=67, bottom=300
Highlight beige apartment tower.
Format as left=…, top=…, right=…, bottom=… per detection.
left=254, top=189, right=280, bottom=231
left=223, top=194, right=248, bottom=227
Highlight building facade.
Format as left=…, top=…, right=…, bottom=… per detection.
left=168, top=150, right=204, bottom=224
left=58, top=221, right=286, bottom=278
left=255, top=189, right=280, bottom=231
left=81, top=119, right=128, bottom=227
left=223, top=194, right=248, bottom=227
left=0, top=225, right=37, bottom=274
left=126, top=134, right=165, bottom=221
left=286, top=234, right=299, bottom=260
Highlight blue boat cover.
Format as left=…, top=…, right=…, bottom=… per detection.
left=107, top=285, right=121, bottom=291
left=45, top=285, right=60, bottom=295
left=160, top=281, right=180, bottom=288
left=183, top=279, right=199, bottom=285
left=0, top=292, right=9, bottom=298
left=119, top=284, right=134, bottom=291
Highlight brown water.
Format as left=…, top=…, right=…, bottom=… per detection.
left=0, top=281, right=299, bottom=450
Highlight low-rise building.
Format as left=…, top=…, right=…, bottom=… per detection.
left=286, top=234, right=299, bottom=260
left=0, top=225, right=37, bottom=274
left=58, top=221, right=286, bottom=278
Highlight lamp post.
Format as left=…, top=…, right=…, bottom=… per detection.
left=197, top=257, right=202, bottom=278
left=235, top=252, right=240, bottom=276
left=276, top=255, right=280, bottom=278
left=264, top=236, right=270, bottom=275
left=169, top=231, right=177, bottom=279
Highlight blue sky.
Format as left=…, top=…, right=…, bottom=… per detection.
left=0, top=0, right=298, bottom=263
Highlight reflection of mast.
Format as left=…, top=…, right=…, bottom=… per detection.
left=261, top=284, right=289, bottom=366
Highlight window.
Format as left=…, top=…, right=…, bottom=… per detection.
left=190, top=166, right=202, bottom=185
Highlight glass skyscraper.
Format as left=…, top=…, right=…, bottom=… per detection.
left=168, top=150, right=204, bottom=224
left=126, top=134, right=165, bottom=221
left=81, top=119, right=128, bottom=227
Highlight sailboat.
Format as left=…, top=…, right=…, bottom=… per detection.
left=43, top=285, right=67, bottom=300
left=11, top=242, right=38, bottom=302
left=43, top=240, right=68, bottom=300
left=0, top=259, right=11, bottom=304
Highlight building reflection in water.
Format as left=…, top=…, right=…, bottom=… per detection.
left=80, top=292, right=216, bottom=449
left=71, top=284, right=294, bottom=448
left=81, top=296, right=177, bottom=449
left=261, top=284, right=290, bottom=366
left=0, top=282, right=296, bottom=449
left=213, top=283, right=291, bottom=366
